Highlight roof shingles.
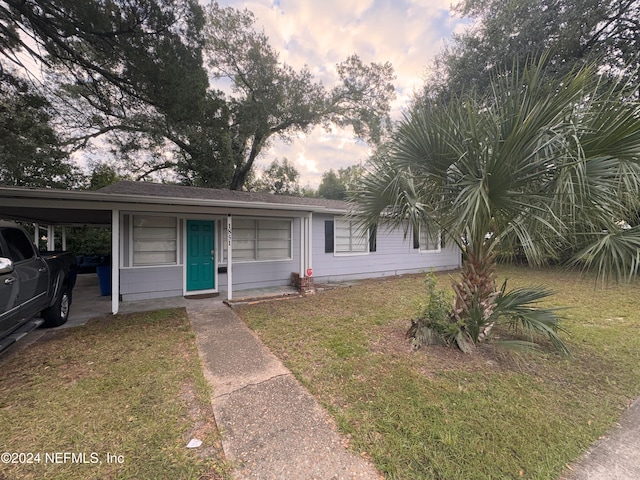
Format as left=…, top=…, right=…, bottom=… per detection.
left=99, top=180, right=350, bottom=211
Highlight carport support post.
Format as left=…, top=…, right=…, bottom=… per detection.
left=299, top=216, right=305, bottom=277
left=227, top=214, right=232, bottom=300
left=111, top=209, right=119, bottom=315
left=47, top=225, right=55, bottom=251
left=300, top=214, right=312, bottom=278
left=307, top=213, right=312, bottom=274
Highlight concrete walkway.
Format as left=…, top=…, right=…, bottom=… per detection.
left=562, top=397, right=640, bottom=480
left=186, top=301, right=383, bottom=480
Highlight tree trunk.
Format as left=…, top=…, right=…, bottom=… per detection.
left=229, top=132, right=264, bottom=190
left=230, top=166, right=249, bottom=190
left=451, top=246, right=499, bottom=343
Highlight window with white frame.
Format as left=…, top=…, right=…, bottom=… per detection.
left=132, top=215, right=178, bottom=266
left=418, top=223, right=441, bottom=252
left=223, top=218, right=292, bottom=262
left=335, top=217, right=368, bottom=254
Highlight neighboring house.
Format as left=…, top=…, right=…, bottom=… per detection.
left=0, top=181, right=461, bottom=313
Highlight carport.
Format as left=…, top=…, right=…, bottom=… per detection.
left=0, top=187, right=119, bottom=313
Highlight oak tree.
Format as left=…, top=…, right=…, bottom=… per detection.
left=203, top=3, right=396, bottom=190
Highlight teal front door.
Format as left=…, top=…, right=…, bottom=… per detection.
left=186, top=220, right=215, bottom=292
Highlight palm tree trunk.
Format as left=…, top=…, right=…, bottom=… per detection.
left=452, top=246, right=499, bottom=343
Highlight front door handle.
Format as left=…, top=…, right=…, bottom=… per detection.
left=4, top=277, right=16, bottom=285
left=38, top=267, right=47, bottom=273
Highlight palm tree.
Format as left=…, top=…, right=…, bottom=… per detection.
left=356, top=56, right=640, bottom=354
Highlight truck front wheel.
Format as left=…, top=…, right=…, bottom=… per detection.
left=41, top=287, right=71, bottom=327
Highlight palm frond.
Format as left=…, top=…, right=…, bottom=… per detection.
left=493, top=282, right=570, bottom=356
left=492, top=340, right=541, bottom=353
left=571, top=226, right=640, bottom=284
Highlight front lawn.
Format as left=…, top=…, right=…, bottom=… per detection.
left=236, top=266, right=640, bottom=479
left=0, top=309, right=229, bottom=480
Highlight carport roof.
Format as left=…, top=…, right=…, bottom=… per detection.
left=0, top=181, right=351, bottom=225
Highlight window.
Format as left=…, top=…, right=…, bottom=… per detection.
left=324, top=221, right=334, bottom=253
left=369, top=223, right=377, bottom=253
left=1, top=228, right=35, bottom=262
left=1, top=228, right=36, bottom=262
left=132, top=215, right=177, bottom=266
left=335, top=217, right=368, bottom=254
left=415, top=223, right=441, bottom=252
left=223, top=218, right=292, bottom=262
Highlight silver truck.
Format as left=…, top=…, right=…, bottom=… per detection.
left=0, top=221, right=77, bottom=353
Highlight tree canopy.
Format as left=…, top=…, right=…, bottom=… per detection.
left=1, top=0, right=218, bottom=186
left=248, top=158, right=301, bottom=196
left=0, top=0, right=395, bottom=191
left=1, top=0, right=207, bottom=107
left=318, top=165, right=364, bottom=200
left=0, top=69, right=80, bottom=188
left=429, top=0, right=640, bottom=98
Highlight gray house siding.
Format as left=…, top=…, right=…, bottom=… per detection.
left=120, top=266, right=183, bottom=301
left=311, top=214, right=460, bottom=283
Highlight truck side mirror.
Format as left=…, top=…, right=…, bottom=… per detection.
left=0, top=257, right=14, bottom=274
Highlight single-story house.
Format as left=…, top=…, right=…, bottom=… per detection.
left=0, top=181, right=461, bottom=313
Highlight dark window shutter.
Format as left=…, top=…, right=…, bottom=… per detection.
left=325, top=221, right=334, bottom=253
left=369, top=224, right=377, bottom=252
left=413, top=227, right=420, bottom=249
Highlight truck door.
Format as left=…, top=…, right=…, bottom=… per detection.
left=0, top=227, right=49, bottom=323
left=0, top=238, right=21, bottom=338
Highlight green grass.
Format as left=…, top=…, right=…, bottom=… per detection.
left=0, top=309, right=229, bottom=480
left=236, top=266, right=640, bottom=479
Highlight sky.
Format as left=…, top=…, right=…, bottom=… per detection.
left=215, top=0, right=468, bottom=188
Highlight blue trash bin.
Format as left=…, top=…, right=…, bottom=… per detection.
left=96, top=265, right=112, bottom=296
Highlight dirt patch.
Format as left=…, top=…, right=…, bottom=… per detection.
left=370, top=318, right=537, bottom=378
left=369, top=318, right=415, bottom=356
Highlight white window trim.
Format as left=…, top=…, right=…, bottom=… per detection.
left=334, top=217, right=369, bottom=256
left=221, top=217, right=293, bottom=263
left=121, top=265, right=181, bottom=270
left=418, top=225, right=442, bottom=253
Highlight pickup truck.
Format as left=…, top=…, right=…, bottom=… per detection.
left=0, top=221, right=77, bottom=353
